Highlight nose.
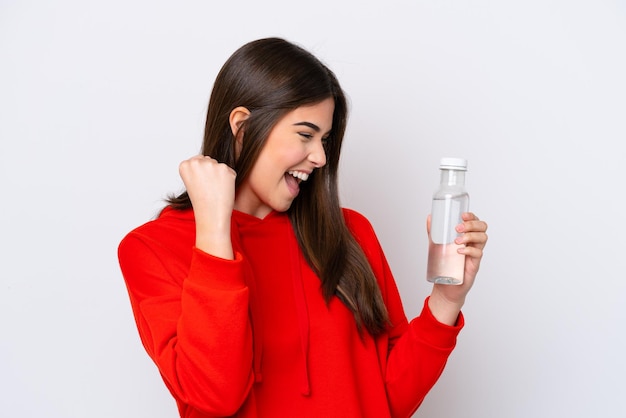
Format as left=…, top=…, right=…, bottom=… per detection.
left=309, top=138, right=327, bottom=168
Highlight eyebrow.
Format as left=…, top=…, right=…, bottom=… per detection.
left=293, top=121, right=321, bottom=132
left=293, top=121, right=331, bottom=135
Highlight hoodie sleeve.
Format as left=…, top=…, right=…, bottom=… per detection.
left=342, top=209, right=463, bottom=418
left=118, top=231, right=254, bottom=416
left=385, top=295, right=463, bottom=417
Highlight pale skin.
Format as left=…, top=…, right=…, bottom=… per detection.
left=178, top=154, right=236, bottom=260
left=179, top=99, right=488, bottom=327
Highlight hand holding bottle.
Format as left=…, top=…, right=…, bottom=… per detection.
left=425, top=158, right=488, bottom=325
left=179, top=155, right=236, bottom=260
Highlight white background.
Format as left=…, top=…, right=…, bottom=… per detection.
left=1, top=0, right=625, bottom=417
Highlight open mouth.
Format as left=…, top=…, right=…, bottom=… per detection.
left=284, top=170, right=309, bottom=197
left=287, top=170, right=309, bottom=183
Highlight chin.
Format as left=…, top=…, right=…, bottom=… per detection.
left=273, top=199, right=295, bottom=213
left=274, top=205, right=292, bottom=213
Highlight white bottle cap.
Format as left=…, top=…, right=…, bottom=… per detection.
left=439, top=157, right=468, bottom=171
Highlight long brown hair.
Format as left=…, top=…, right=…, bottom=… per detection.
left=168, top=38, right=389, bottom=336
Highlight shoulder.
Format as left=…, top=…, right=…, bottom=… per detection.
left=341, top=208, right=395, bottom=299
left=341, top=207, right=375, bottom=235
left=118, top=206, right=196, bottom=257
left=341, top=207, right=381, bottom=252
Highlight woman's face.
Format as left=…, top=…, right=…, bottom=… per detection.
left=235, top=98, right=334, bottom=218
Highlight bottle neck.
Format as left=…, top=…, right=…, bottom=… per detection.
left=440, top=169, right=466, bottom=186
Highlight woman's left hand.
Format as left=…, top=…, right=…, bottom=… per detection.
left=427, top=212, right=488, bottom=325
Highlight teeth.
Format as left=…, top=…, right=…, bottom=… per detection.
left=288, top=171, right=309, bottom=181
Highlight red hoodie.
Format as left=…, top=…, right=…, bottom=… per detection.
left=118, top=207, right=463, bottom=418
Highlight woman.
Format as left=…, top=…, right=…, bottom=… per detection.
left=118, top=37, right=488, bottom=418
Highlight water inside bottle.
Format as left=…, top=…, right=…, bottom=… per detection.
left=427, top=196, right=467, bottom=284
left=426, top=241, right=465, bottom=285
left=430, top=198, right=464, bottom=244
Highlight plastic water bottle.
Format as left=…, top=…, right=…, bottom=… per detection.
left=427, top=158, right=469, bottom=285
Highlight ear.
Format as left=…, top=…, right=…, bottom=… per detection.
left=229, top=106, right=251, bottom=139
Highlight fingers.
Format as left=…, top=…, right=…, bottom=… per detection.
left=457, top=213, right=488, bottom=234
left=459, top=212, right=487, bottom=229
left=455, top=212, right=488, bottom=249
left=179, top=154, right=224, bottom=169
left=179, top=155, right=208, bottom=177
left=458, top=243, right=484, bottom=259
left=178, top=155, right=237, bottom=214
left=179, top=155, right=236, bottom=183
left=179, top=155, right=231, bottom=173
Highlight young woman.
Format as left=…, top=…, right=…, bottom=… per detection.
left=118, top=37, right=488, bottom=418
